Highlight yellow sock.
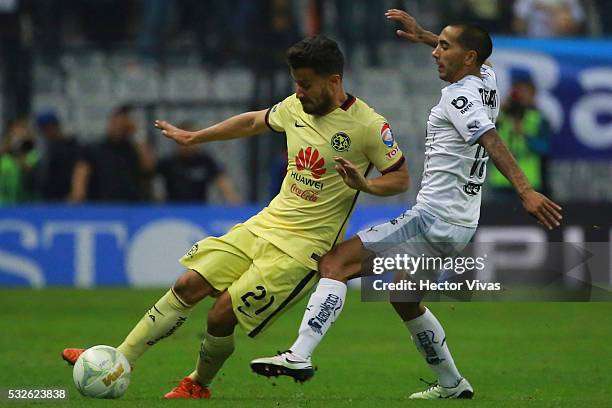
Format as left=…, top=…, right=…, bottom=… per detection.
left=117, top=289, right=193, bottom=363
left=189, top=332, right=235, bottom=386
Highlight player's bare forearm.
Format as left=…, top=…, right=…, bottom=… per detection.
left=155, top=110, right=268, bottom=145
left=480, top=130, right=562, bottom=229
left=385, top=9, right=438, bottom=48
left=419, top=31, right=439, bottom=48
left=478, top=130, right=532, bottom=197
left=193, top=110, right=268, bottom=142
left=366, top=163, right=410, bottom=196
left=335, top=157, right=409, bottom=196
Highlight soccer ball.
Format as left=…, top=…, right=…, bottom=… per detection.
left=72, top=345, right=131, bottom=399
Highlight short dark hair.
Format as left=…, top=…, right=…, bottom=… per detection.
left=113, top=104, right=133, bottom=116
left=450, top=24, right=493, bottom=65
left=286, top=35, right=344, bottom=76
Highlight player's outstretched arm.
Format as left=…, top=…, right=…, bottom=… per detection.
left=334, top=157, right=409, bottom=196
left=154, top=110, right=269, bottom=146
left=478, top=130, right=562, bottom=229
left=385, top=9, right=438, bottom=48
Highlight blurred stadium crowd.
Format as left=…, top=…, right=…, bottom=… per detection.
left=0, top=0, right=610, bottom=205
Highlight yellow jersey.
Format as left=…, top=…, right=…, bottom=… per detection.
left=244, top=93, right=405, bottom=270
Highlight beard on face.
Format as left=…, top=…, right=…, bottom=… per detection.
left=300, top=91, right=334, bottom=116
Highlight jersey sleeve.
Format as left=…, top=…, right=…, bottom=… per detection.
left=364, top=118, right=405, bottom=174
left=441, top=84, right=496, bottom=145
left=265, top=95, right=295, bottom=133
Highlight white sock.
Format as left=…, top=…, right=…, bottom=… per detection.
left=290, top=278, right=347, bottom=359
left=404, top=307, right=462, bottom=388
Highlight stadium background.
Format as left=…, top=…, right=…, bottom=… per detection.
left=1, top=1, right=611, bottom=406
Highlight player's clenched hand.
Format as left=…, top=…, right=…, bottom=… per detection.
left=385, top=9, right=426, bottom=43
left=154, top=120, right=196, bottom=145
left=334, top=157, right=369, bottom=192
left=521, top=190, right=563, bottom=230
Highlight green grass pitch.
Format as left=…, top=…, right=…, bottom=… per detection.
left=1, top=288, right=611, bottom=407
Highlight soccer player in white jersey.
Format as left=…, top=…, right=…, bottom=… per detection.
left=251, top=9, right=562, bottom=399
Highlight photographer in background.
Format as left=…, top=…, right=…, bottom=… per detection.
left=489, top=74, right=551, bottom=200
left=69, top=105, right=156, bottom=203
left=35, top=111, right=81, bottom=202
left=0, top=118, right=40, bottom=205
left=156, top=121, right=241, bottom=204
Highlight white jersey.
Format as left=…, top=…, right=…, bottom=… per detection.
left=415, top=64, right=499, bottom=227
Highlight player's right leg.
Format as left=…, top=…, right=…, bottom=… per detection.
left=251, top=209, right=430, bottom=380
left=62, top=269, right=215, bottom=365
left=250, top=236, right=369, bottom=381
left=115, top=270, right=215, bottom=363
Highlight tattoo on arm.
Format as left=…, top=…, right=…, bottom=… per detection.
left=423, top=31, right=439, bottom=48
left=479, top=131, right=532, bottom=197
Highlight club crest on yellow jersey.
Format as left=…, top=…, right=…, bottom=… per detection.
left=331, top=132, right=351, bottom=152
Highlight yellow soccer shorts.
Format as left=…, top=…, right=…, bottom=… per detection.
left=180, top=224, right=318, bottom=337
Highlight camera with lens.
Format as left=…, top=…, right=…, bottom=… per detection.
left=10, top=138, right=35, bottom=155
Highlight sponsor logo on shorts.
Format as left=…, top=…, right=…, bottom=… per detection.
left=186, top=243, right=199, bottom=258
left=290, top=183, right=320, bottom=202
left=296, top=147, right=327, bottom=179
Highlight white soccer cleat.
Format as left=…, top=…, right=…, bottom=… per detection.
left=250, top=350, right=314, bottom=383
left=409, top=377, right=474, bottom=399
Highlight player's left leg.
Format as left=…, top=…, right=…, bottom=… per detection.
left=391, top=301, right=473, bottom=399
left=387, top=209, right=475, bottom=399
left=190, top=291, right=238, bottom=386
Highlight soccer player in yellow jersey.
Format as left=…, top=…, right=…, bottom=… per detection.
left=61, top=35, right=409, bottom=399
